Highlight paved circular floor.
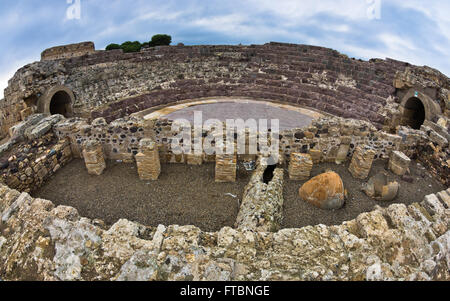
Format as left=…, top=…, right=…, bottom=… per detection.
left=144, top=98, right=323, bottom=130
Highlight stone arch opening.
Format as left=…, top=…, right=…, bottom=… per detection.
left=402, top=97, right=425, bottom=129
left=37, top=85, right=75, bottom=117
left=49, top=91, right=72, bottom=117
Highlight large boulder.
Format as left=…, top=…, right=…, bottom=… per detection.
left=299, top=171, right=345, bottom=210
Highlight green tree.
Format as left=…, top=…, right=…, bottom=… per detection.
left=105, top=43, right=121, bottom=51
left=120, top=41, right=142, bottom=53
left=149, top=34, right=172, bottom=47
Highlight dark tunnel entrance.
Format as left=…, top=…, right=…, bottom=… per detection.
left=402, top=97, right=426, bottom=130
left=49, top=91, right=72, bottom=117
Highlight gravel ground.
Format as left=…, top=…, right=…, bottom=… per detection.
left=33, top=158, right=445, bottom=232
left=282, top=160, right=446, bottom=229
left=33, top=159, right=252, bottom=232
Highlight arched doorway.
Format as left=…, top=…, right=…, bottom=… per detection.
left=49, top=91, right=72, bottom=117
left=37, top=85, right=75, bottom=117
left=402, top=97, right=425, bottom=129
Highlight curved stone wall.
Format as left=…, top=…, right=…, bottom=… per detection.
left=2, top=42, right=418, bottom=139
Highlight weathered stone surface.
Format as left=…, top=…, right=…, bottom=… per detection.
left=82, top=141, right=106, bottom=176
left=389, top=151, right=411, bottom=176
left=186, top=153, right=203, bottom=165
left=215, top=154, right=237, bottom=182
left=349, top=145, right=376, bottom=179
left=299, top=172, right=345, bottom=210
left=0, top=181, right=449, bottom=281
left=288, top=153, right=313, bottom=180
left=135, top=139, right=160, bottom=181
left=362, top=172, right=399, bottom=202
left=236, top=164, right=284, bottom=232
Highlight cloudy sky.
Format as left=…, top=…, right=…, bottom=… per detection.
left=1, top=0, right=449, bottom=98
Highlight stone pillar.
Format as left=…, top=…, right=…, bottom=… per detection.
left=288, top=153, right=313, bottom=180
left=308, top=149, right=322, bottom=164
left=135, top=139, right=161, bottom=181
left=335, top=136, right=351, bottom=165
left=348, top=145, right=376, bottom=179
left=215, top=154, right=237, bottom=182
left=82, top=141, right=106, bottom=176
left=389, top=151, right=411, bottom=176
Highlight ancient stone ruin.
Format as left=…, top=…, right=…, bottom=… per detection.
left=0, top=41, right=449, bottom=281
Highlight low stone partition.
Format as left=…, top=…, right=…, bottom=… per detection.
left=235, top=163, right=284, bottom=232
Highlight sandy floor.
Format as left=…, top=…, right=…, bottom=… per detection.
left=33, top=160, right=252, bottom=232
left=282, top=160, right=446, bottom=229
left=33, top=158, right=445, bottom=232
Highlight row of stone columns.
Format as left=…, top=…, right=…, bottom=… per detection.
left=81, top=140, right=411, bottom=183
left=80, top=140, right=240, bottom=183
left=288, top=145, right=411, bottom=181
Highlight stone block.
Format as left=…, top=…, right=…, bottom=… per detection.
left=289, top=153, right=313, bottom=180
left=436, top=191, right=450, bottom=209
left=215, top=154, right=237, bottom=182
left=308, top=149, right=322, bottom=164
left=348, top=145, right=376, bottom=179
left=388, top=151, right=411, bottom=176
left=336, top=144, right=350, bottom=165
left=136, top=139, right=161, bottom=181
left=82, top=141, right=106, bottom=176
left=186, top=153, right=203, bottom=165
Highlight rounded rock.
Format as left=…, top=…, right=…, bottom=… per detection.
left=299, top=171, right=345, bottom=210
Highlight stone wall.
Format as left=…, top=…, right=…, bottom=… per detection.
left=1, top=42, right=417, bottom=139
left=41, top=42, right=95, bottom=61
left=0, top=112, right=448, bottom=281
left=0, top=182, right=448, bottom=281
left=0, top=133, right=73, bottom=193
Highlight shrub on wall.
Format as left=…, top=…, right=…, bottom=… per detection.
left=120, top=41, right=142, bottom=53
left=105, top=43, right=121, bottom=51
left=149, top=34, right=172, bottom=47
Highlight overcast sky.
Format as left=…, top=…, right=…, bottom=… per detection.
left=1, top=0, right=449, bottom=98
